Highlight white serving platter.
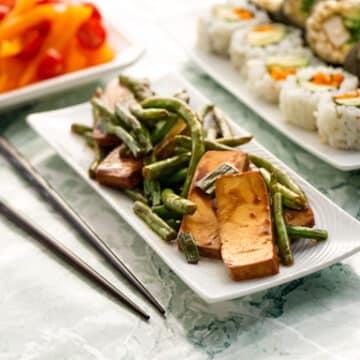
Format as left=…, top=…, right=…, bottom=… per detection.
left=0, top=20, right=144, bottom=110
left=163, top=11, right=360, bottom=171
left=27, top=73, right=360, bottom=303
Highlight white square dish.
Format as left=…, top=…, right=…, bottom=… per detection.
left=0, top=21, right=144, bottom=110
left=163, top=10, right=360, bottom=171
left=27, top=73, right=360, bottom=303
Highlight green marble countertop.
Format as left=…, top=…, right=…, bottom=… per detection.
left=0, top=1, right=359, bottom=359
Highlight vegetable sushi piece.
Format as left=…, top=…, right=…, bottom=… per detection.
left=307, top=0, right=360, bottom=64
left=279, top=66, right=358, bottom=130
left=229, top=23, right=303, bottom=75
left=283, top=0, right=325, bottom=29
left=197, top=0, right=269, bottom=56
left=316, top=90, right=360, bottom=150
left=246, top=49, right=319, bottom=103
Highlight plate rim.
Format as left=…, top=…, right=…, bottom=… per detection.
left=26, top=72, right=360, bottom=303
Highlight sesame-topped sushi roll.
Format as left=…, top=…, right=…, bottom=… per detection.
left=229, top=23, right=303, bottom=74
left=246, top=49, right=320, bottom=103
left=280, top=66, right=358, bottom=130
left=197, top=0, right=269, bottom=56
left=317, top=90, right=360, bottom=150
left=307, top=0, right=360, bottom=64
left=283, top=0, right=325, bottom=29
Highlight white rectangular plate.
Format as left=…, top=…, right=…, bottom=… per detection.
left=27, top=73, right=360, bottom=303
left=0, top=20, right=144, bottom=110
left=163, top=10, right=360, bottom=171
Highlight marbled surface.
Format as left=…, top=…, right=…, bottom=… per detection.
left=0, top=1, right=360, bottom=359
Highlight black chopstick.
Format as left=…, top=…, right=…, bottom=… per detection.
left=0, top=136, right=165, bottom=316
left=0, top=197, right=150, bottom=321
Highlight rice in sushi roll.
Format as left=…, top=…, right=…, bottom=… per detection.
left=197, top=1, right=269, bottom=56
left=283, top=0, right=325, bottom=28
left=279, top=66, right=358, bottom=130
left=317, top=90, right=360, bottom=150
left=246, top=49, right=319, bottom=103
left=307, top=0, right=360, bottom=64
left=229, top=23, right=303, bottom=73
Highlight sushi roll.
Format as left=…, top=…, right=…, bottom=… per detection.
left=279, top=66, right=358, bottom=130
left=229, top=23, right=303, bottom=74
left=283, top=0, right=325, bottom=29
left=317, top=90, right=360, bottom=150
left=307, top=0, right=360, bottom=64
left=246, top=49, right=319, bottom=103
left=197, top=1, right=269, bottom=56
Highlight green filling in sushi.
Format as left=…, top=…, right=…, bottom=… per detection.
left=334, top=91, right=360, bottom=106
left=246, top=24, right=286, bottom=46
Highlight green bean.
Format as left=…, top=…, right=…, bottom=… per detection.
left=71, top=124, right=96, bottom=148
left=152, top=205, right=182, bottom=220
left=150, top=115, right=177, bottom=144
left=273, top=192, right=293, bottom=266
left=163, top=167, right=188, bottom=185
left=217, top=136, right=253, bottom=147
left=71, top=123, right=93, bottom=135
left=259, top=168, right=304, bottom=210
left=143, top=154, right=161, bottom=206
left=161, top=188, right=196, bottom=215
left=199, top=104, right=214, bottom=122
left=115, top=103, right=152, bottom=154
left=196, top=163, right=239, bottom=196
left=142, top=97, right=205, bottom=197
left=100, top=121, right=143, bottom=159
left=123, top=189, right=149, bottom=204
left=272, top=183, right=305, bottom=210
left=177, top=233, right=200, bottom=264
left=89, top=159, right=100, bottom=179
left=91, top=98, right=116, bottom=123
left=133, top=201, right=176, bottom=241
left=119, top=75, right=154, bottom=101
left=249, top=154, right=306, bottom=200
left=287, top=226, right=328, bottom=241
left=88, top=146, right=107, bottom=179
left=129, top=103, right=170, bottom=126
left=213, top=107, right=233, bottom=138
left=143, top=153, right=190, bottom=180
left=175, top=135, right=233, bottom=151
left=150, top=181, right=162, bottom=206
left=166, top=219, right=181, bottom=232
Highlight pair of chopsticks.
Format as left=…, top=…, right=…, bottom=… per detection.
left=0, top=136, right=165, bottom=321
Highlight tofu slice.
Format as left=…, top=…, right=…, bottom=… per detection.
left=285, top=204, right=315, bottom=227
left=180, top=150, right=249, bottom=258
left=96, top=147, right=142, bottom=189
left=216, top=171, right=279, bottom=281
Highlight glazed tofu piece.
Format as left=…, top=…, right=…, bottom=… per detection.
left=96, top=147, right=142, bottom=189
left=180, top=150, right=249, bottom=258
left=216, top=171, right=279, bottom=281
left=285, top=204, right=315, bottom=228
